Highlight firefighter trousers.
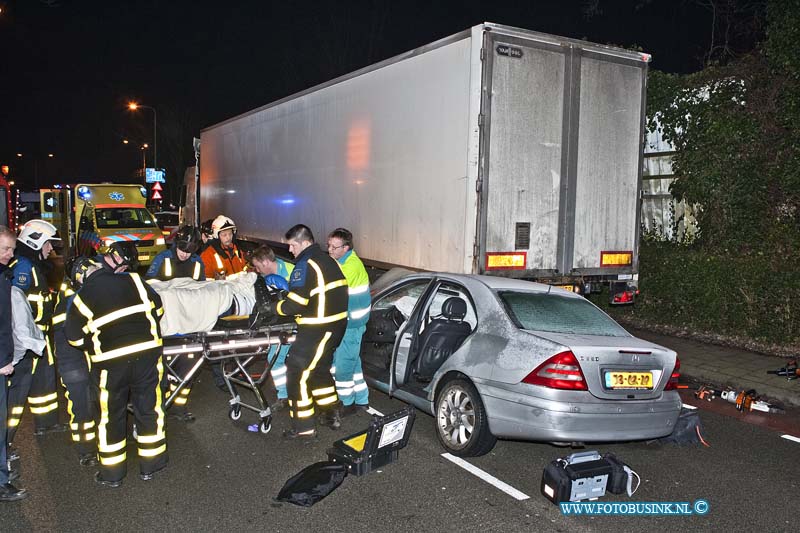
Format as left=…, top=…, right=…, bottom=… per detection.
left=5, top=353, right=34, bottom=445
left=55, top=329, right=97, bottom=455
left=286, top=325, right=345, bottom=433
left=93, top=349, right=167, bottom=482
left=163, top=352, right=198, bottom=411
left=28, top=330, right=60, bottom=429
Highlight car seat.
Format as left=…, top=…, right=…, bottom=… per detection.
left=412, top=297, right=472, bottom=381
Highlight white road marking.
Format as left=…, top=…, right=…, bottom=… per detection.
left=781, top=434, right=800, bottom=444
left=441, top=453, right=530, bottom=501
left=682, top=403, right=697, bottom=410
left=366, top=407, right=384, bottom=416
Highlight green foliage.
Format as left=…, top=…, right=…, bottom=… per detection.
left=598, top=241, right=800, bottom=343
left=627, top=0, right=800, bottom=345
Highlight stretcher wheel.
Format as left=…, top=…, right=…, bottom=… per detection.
left=229, top=406, right=242, bottom=421
left=259, top=418, right=272, bottom=434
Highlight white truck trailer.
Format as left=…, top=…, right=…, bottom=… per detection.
left=195, top=23, right=649, bottom=292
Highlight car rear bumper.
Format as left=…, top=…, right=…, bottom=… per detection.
left=477, top=381, right=682, bottom=442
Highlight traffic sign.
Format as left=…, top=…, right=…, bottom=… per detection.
left=145, top=168, right=165, bottom=183
left=152, top=182, right=163, bottom=191
left=152, top=190, right=162, bottom=200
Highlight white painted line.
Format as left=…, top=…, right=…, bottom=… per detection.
left=441, top=453, right=530, bottom=501
left=781, top=434, right=800, bottom=443
left=682, top=403, right=698, bottom=410
left=366, top=407, right=384, bottom=417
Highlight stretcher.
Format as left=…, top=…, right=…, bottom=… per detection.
left=162, top=316, right=296, bottom=434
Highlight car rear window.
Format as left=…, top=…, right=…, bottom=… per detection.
left=498, top=291, right=629, bottom=337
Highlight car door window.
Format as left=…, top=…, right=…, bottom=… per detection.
left=424, top=282, right=477, bottom=330
left=373, top=279, right=431, bottom=318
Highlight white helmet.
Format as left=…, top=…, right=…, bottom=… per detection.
left=211, top=215, right=236, bottom=239
left=18, top=219, right=61, bottom=251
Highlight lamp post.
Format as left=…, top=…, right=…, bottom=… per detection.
left=127, top=102, right=157, bottom=169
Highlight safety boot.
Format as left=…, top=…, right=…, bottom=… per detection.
left=319, top=408, right=342, bottom=430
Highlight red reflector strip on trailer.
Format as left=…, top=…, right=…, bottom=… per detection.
left=485, top=252, right=527, bottom=271
left=600, top=251, right=632, bottom=266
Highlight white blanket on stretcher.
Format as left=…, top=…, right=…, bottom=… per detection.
left=149, top=272, right=258, bottom=336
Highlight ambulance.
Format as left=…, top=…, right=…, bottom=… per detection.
left=40, top=183, right=166, bottom=266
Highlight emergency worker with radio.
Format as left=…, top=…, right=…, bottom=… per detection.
left=8, top=220, right=66, bottom=437
left=262, top=224, right=348, bottom=439
left=52, top=256, right=100, bottom=466
left=64, top=260, right=168, bottom=487
left=199, top=215, right=247, bottom=280
left=146, top=226, right=205, bottom=281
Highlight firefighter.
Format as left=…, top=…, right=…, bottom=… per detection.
left=51, top=256, right=101, bottom=467
left=263, top=224, right=348, bottom=439
left=8, top=220, right=66, bottom=438
left=199, top=215, right=247, bottom=280
left=97, top=241, right=138, bottom=274
left=146, top=226, right=205, bottom=281
left=249, top=245, right=294, bottom=410
left=327, top=228, right=371, bottom=416
left=146, top=226, right=204, bottom=420
left=64, top=261, right=168, bottom=487
left=198, top=219, right=214, bottom=253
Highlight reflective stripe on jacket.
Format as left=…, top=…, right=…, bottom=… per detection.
left=337, top=250, right=371, bottom=328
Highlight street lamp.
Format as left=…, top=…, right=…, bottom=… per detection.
left=127, top=102, right=157, bottom=168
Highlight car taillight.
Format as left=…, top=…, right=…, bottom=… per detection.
left=664, top=357, right=681, bottom=390
left=522, top=350, right=587, bottom=390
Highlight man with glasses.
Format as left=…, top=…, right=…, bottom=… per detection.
left=327, top=228, right=371, bottom=416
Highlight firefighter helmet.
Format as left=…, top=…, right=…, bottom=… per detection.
left=18, top=219, right=61, bottom=251
left=65, top=256, right=100, bottom=290
left=105, top=241, right=139, bottom=271
left=200, top=218, right=214, bottom=237
left=211, top=215, right=236, bottom=239
left=174, top=225, right=201, bottom=254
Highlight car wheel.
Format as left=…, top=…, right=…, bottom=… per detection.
left=435, top=378, right=496, bottom=457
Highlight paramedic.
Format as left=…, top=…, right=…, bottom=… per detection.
left=250, top=245, right=293, bottom=409
left=65, top=262, right=168, bottom=487
left=98, top=241, right=139, bottom=274
left=327, top=228, right=371, bottom=416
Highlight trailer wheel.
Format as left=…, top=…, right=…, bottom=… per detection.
left=229, top=406, right=241, bottom=421
left=259, top=418, right=272, bottom=434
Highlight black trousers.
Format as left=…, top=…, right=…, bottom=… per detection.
left=92, top=349, right=167, bottom=482
left=27, top=330, right=60, bottom=429
left=6, top=353, right=34, bottom=444
left=55, top=330, right=97, bottom=456
left=286, top=324, right=345, bottom=433
left=1, top=374, right=10, bottom=485
left=163, top=353, right=198, bottom=410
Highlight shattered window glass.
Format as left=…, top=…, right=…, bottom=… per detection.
left=498, top=291, right=628, bottom=337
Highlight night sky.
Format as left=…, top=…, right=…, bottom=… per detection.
left=1, top=0, right=716, bottom=191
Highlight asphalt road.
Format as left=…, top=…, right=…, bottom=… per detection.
left=1, top=366, right=798, bottom=532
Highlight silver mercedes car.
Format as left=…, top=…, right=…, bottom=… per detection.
left=360, top=270, right=683, bottom=456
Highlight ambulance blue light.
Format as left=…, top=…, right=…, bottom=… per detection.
left=139, top=187, right=147, bottom=198
left=77, top=186, right=91, bottom=200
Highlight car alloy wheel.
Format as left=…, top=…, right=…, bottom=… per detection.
left=435, top=378, right=496, bottom=457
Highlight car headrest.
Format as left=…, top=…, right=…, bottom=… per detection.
left=441, top=297, right=467, bottom=321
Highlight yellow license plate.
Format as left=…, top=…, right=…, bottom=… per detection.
left=556, top=284, right=576, bottom=292
left=138, top=254, right=149, bottom=261
left=604, top=371, right=653, bottom=389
